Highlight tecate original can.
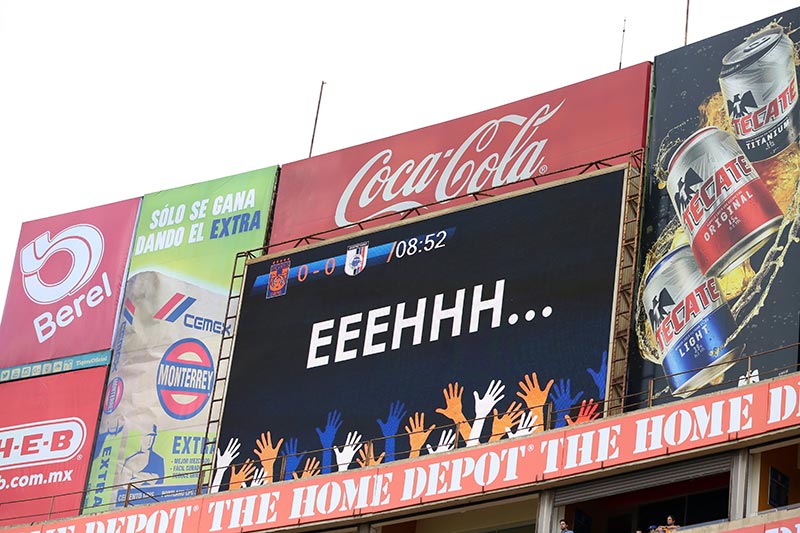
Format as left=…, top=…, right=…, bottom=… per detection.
left=643, top=244, right=741, bottom=398
left=667, top=126, right=783, bottom=277
left=720, top=27, right=800, bottom=162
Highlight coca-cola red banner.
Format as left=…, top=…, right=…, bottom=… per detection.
left=270, top=62, right=650, bottom=249
left=0, top=199, right=140, bottom=371
left=0, top=366, right=106, bottom=526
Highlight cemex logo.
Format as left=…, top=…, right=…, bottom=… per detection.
left=154, top=293, right=231, bottom=336
left=0, top=418, right=86, bottom=471
left=20, top=224, right=114, bottom=343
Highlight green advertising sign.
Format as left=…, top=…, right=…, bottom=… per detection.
left=130, top=167, right=277, bottom=289
left=84, top=166, right=277, bottom=512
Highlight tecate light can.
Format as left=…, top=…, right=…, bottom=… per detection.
left=643, top=244, right=741, bottom=398
left=667, top=126, right=783, bottom=277
left=720, top=27, right=800, bottom=162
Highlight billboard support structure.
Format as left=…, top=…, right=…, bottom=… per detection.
left=607, top=149, right=645, bottom=415
left=197, top=151, right=646, bottom=493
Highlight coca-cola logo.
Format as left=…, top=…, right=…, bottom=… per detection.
left=334, top=100, right=565, bottom=227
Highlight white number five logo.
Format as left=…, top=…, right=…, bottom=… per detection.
left=20, top=224, right=104, bottom=304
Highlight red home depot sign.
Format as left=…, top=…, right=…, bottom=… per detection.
left=270, top=63, right=650, bottom=250
left=6, top=372, right=800, bottom=533
left=0, top=367, right=106, bottom=526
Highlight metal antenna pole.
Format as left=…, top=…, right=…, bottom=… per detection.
left=309, top=81, right=326, bottom=158
left=684, top=0, right=690, bottom=45
left=619, top=18, right=626, bottom=70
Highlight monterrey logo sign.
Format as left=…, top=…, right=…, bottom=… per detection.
left=0, top=418, right=86, bottom=471
left=156, top=338, right=215, bottom=420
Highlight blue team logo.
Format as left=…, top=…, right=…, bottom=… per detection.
left=156, top=338, right=215, bottom=420
left=345, top=242, right=369, bottom=277
left=104, top=376, right=124, bottom=414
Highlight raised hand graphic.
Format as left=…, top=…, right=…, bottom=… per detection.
left=435, top=382, right=471, bottom=442
left=210, top=437, right=240, bottom=494
left=587, top=351, right=608, bottom=400
left=334, top=431, right=363, bottom=472
left=229, top=458, right=255, bottom=490
left=489, top=401, right=522, bottom=442
left=405, top=412, right=435, bottom=459
left=281, top=438, right=306, bottom=480
left=250, top=467, right=266, bottom=488
left=357, top=441, right=385, bottom=468
left=426, top=428, right=456, bottom=455
left=516, top=372, right=553, bottom=433
left=315, top=410, right=343, bottom=474
left=253, top=431, right=283, bottom=483
left=467, top=379, right=505, bottom=446
left=565, top=399, right=601, bottom=426
left=292, top=457, right=321, bottom=480
left=551, top=378, right=584, bottom=429
left=506, top=410, right=539, bottom=439
left=377, top=401, right=407, bottom=462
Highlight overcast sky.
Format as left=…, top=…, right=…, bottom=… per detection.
left=1, top=0, right=798, bottom=308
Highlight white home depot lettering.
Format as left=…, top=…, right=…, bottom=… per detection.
left=83, top=505, right=193, bottom=533
left=334, top=102, right=564, bottom=226
left=206, top=492, right=281, bottom=532
left=633, top=394, right=753, bottom=454
left=288, top=472, right=393, bottom=519
left=540, top=425, right=621, bottom=474
left=401, top=445, right=526, bottom=501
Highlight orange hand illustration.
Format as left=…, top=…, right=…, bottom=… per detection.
left=489, top=401, right=522, bottom=442
left=356, top=441, right=385, bottom=467
left=405, top=412, right=435, bottom=459
left=229, top=458, right=255, bottom=490
left=292, top=457, right=321, bottom=479
left=565, top=398, right=601, bottom=426
left=516, top=372, right=554, bottom=408
left=516, top=372, right=553, bottom=432
left=435, top=382, right=471, bottom=442
left=253, top=431, right=283, bottom=483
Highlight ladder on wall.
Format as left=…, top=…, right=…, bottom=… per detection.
left=196, top=249, right=255, bottom=494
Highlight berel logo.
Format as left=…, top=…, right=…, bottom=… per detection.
left=20, top=224, right=104, bottom=305
left=154, top=293, right=232, bottom=335
left=22, top=224, right=115, bottom=344
left=0, top=417, right=86, bottom=471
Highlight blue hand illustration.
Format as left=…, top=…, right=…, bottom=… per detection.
left=377, top=401, right=407, bottom=462
left=551, top=379, right=584, bottom=428
left=315, top=410, right=342, bottom=474
left=587, top=351, right=608, bottom=400
left=281, top=438, right=306, bottom=480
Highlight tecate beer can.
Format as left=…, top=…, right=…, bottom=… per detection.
left=667, top=126, right=782, bottom=277
left=643, top=244, right=741, bottom=398
left=720, top=27, right=800, bottom=162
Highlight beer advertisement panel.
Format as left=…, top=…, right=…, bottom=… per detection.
left=217, top=169, right=624, bottom=490
left=628, top=8, right=800, bottom=406
left=0, top=366, right=107, bottom=526
left=83, top=167, right=277, bottom=511
left=269, top=63, right=650, bottom=250
left=0, top=199, right=140, bottom=374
